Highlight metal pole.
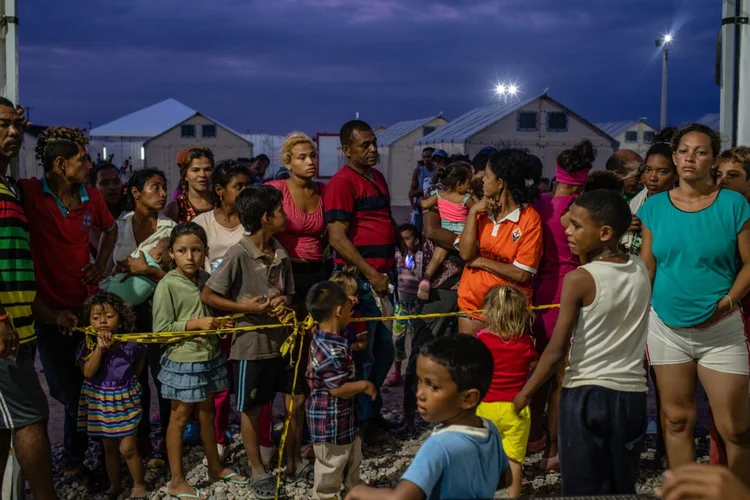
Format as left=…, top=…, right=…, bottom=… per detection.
left=736, top=0, right=750, bottom=146
left=720, top=0, right=749, bottom=149
left=660, top=45, right=668, bottom=130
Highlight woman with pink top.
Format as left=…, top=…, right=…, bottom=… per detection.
left=529, top=140, right=596, bottom=470
left=266, top=132, right=326, bottom=479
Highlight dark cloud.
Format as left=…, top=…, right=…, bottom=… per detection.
left=20, top=0, right=721, bottom=134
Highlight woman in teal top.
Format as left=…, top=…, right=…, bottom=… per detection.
left=640, top=124, right=750, bottom=483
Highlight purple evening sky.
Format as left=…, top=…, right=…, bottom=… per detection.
left=20, top=0, right=720, bottom=134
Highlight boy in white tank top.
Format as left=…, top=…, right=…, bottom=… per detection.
left=514, top=189, right=652, bottom=496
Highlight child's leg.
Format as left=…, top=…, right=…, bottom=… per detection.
left=283, top=393, right=307, bottom=475
left=214, top=338, right=233, bottom=447
left=507, top=460, right=523, bottom=499
left=342, top=437, right=363, bottom=492
left=241, top=407, right=267, bottom=477
left=166, top=400, right=195, bottom=496
left=101, top=438, right=123, bottom=495
left=119, top=434, right=147, bottom=497
left=199, top=399, right=245, bottom=480
left=543, top=362, right=566, bottom=464
left=235, top=359, right=276, bottom=477
left=424, top=246, right=448, bottom=282
left=312, top=442, right=348, bottom=500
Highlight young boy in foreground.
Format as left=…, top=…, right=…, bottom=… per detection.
left=305, top=281, right=377, bottom=500
left=514, top=189, right=652, bottom=496
left=346, top=334, right=511, bottom=500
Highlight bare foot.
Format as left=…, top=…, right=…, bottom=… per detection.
left=129, top=484, right=148, bottom=499
left=208, top=467, right=248, bottom=483
left=167, top=480, right=206, bottom=499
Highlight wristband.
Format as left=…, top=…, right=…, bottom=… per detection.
left=725, top=295, right=734, bottom=311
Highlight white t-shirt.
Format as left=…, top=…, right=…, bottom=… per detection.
left=193, top=210, right=245, bottom=273
left=563, top=257, right=651, bottom=392
left=113, top=212, right=176, bottom=264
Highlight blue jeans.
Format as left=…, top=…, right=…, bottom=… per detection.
left=35, top=323, right=88, bottom=467
left=354, top=279, right=395, bottom=422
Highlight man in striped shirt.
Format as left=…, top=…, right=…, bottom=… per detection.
left=0, top=99, right=76, bottom=500
left=324, top=120, right=400, bottom=443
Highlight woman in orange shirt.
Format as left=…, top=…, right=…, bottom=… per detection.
left=457, top=149, right=544, bottom=334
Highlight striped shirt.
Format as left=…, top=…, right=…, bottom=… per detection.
left=324, top=166, right=396, bottom=273
left=0, top=180, right=36, bottom=344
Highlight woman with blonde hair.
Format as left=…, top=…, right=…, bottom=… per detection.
left=266, top=132, right=327, bottom=480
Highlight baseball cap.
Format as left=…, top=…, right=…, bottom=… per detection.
left=432, top=149, right=449, bottom=159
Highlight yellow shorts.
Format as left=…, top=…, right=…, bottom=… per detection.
left=477, top=401, right=530, bottom=463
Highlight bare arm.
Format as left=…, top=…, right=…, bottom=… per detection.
left=408, top=168, right=423, bottom=200
left=514, top=269, right=590, bottom=409
left=423, top=210, right=460, bottom=251
left=95, top=226, right=118, bottom=274
left=345, top=480, right=425, bottom=500
left=81, top=346, right=104, bottom=379
left=419, top=194, right=437, bottom=210
left=328, top=221, right=388, bottom=292
left=328, top=380, right=373, bottom=399
left=467, top=257, right=532, bottom=284
left=640, top=226, right=656, bottom=284
left=200, top=286, right=271, bottom=315
left=728, top=220, right=750, bottom=303
left=458, top=204, right=483, bottom=261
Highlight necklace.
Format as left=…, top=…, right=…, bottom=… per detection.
left=593, top=249, right=626, bottom=262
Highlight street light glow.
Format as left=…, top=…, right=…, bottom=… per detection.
left=664, top=33, right=673, bottom=44
left=507, top=84, right=518, bottom=95
left=495, top=83, right=506, bottom=95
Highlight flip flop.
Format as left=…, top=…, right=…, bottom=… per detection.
left=213, top=466, right=249, bottom=485
left=167, top=485, right=206, bottom=500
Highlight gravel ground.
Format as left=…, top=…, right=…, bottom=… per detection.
left=45, top=378, right=711, bottom=500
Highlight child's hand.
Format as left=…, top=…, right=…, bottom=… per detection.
left=240, top=296, right=272, bottom=314
left=351, top=332, right=368, bottom=351
left=195, top=317, right=219, bottom=331
left=96, top=333, right=113, bottom=349
left=219, top=318, right=235, bottom=329
left=362, top=381, right=377, bottom=400
left=512, top=392, right=530, bottom=415
left=193, top=335, right=207, bottom=344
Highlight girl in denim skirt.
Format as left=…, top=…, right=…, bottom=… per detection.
left=152, top=222, right=248, bottom=499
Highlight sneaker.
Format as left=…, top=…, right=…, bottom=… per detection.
left=384, top=371, right=403, bottom=387
left=260, top=445, right=277, bottom=466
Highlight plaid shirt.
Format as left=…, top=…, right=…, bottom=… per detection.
left=305, top=329, right=358, bottom=445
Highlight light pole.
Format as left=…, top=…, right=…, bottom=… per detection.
left=655, top=33, right=673, bottom=130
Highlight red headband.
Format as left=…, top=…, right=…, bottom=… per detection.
left=555, top=165, right=590, bottom=186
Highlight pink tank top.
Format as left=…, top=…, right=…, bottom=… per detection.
left=532, top=193, right=579, bottom=303
left=266, top=180, right=326, bottom=262
left=436, top=192, right=471, bottom=223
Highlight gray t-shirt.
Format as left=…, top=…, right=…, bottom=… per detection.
left=205, top=237, right=295, bottom=360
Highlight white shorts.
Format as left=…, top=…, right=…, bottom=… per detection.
left=647, top=307, right=750, bottom=376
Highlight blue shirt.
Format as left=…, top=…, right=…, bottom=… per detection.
left=401, top=418, right=507, bottom=500
left=639, top=190, right=750, bottom=327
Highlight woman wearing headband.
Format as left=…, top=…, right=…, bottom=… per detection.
left=165, top=146, right=215, bottom=223
left=527, top=139, right=596, bottom=470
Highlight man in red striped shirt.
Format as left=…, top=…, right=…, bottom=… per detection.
left=325, top=120, right=399, bottom=442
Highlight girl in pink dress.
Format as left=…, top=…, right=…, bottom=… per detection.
left=529, top=140, right=596, bottom=470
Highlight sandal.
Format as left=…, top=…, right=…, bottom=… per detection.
left=249, top=473, right=285, bottom=499
left=289, top=460, right=314, bottom=481
left=166, top=483, right=207, bottom=500
left=211, top=466, right=249, bottom=485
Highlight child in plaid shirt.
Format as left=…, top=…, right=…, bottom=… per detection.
left=306, top=282, right=377, bottom=500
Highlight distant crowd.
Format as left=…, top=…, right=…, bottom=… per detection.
left=0, top=96, right=749, bottom=500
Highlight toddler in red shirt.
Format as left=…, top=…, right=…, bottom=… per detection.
left=476, top=286, right=538, bottom=498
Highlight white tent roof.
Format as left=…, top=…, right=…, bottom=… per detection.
left=90, top=98, right=196, bottom=138
left=377, top=115, right=443, bottom=147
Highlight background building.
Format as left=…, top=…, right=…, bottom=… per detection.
left=596, top=118, right=658, bottom=158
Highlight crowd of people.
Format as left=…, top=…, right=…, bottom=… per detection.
left=0, top=95, right=750, bottom=500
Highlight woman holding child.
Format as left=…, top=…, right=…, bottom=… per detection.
left=111, top=168, right=176, bottom=465
left=456, top=149, right=543, bottom=335
left=640, top=124, right=750, bottom=484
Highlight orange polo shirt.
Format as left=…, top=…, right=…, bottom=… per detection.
left=457, top=205, right=543, bottom=318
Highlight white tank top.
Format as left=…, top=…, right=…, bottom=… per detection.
left=563, top=257, right=651, bottom=392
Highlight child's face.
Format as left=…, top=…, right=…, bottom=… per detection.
left=415, top=355, right=477, bottom=424
left=400, top=230, right=419, bottom=253
left=217, top=173, right=251, bottom=207
left=170, top=234, right=206, bottom=276
left=456, top=177, right=471, bottom=195
left=90, top=304, right=119, bottom=335
left=565, top=204, right=610, bottom=256
left=339, top=298, right=354, bottom=324
left=265, top=202, right=287, bottom=234
left=717, top=161, right=750, bottom=199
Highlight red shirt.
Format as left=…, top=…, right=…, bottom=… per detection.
left=323, top=166, right=396, bottom=273
left=20, top=177, right=116, bottom=310
left=477, top=329, right=538, bottom=402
